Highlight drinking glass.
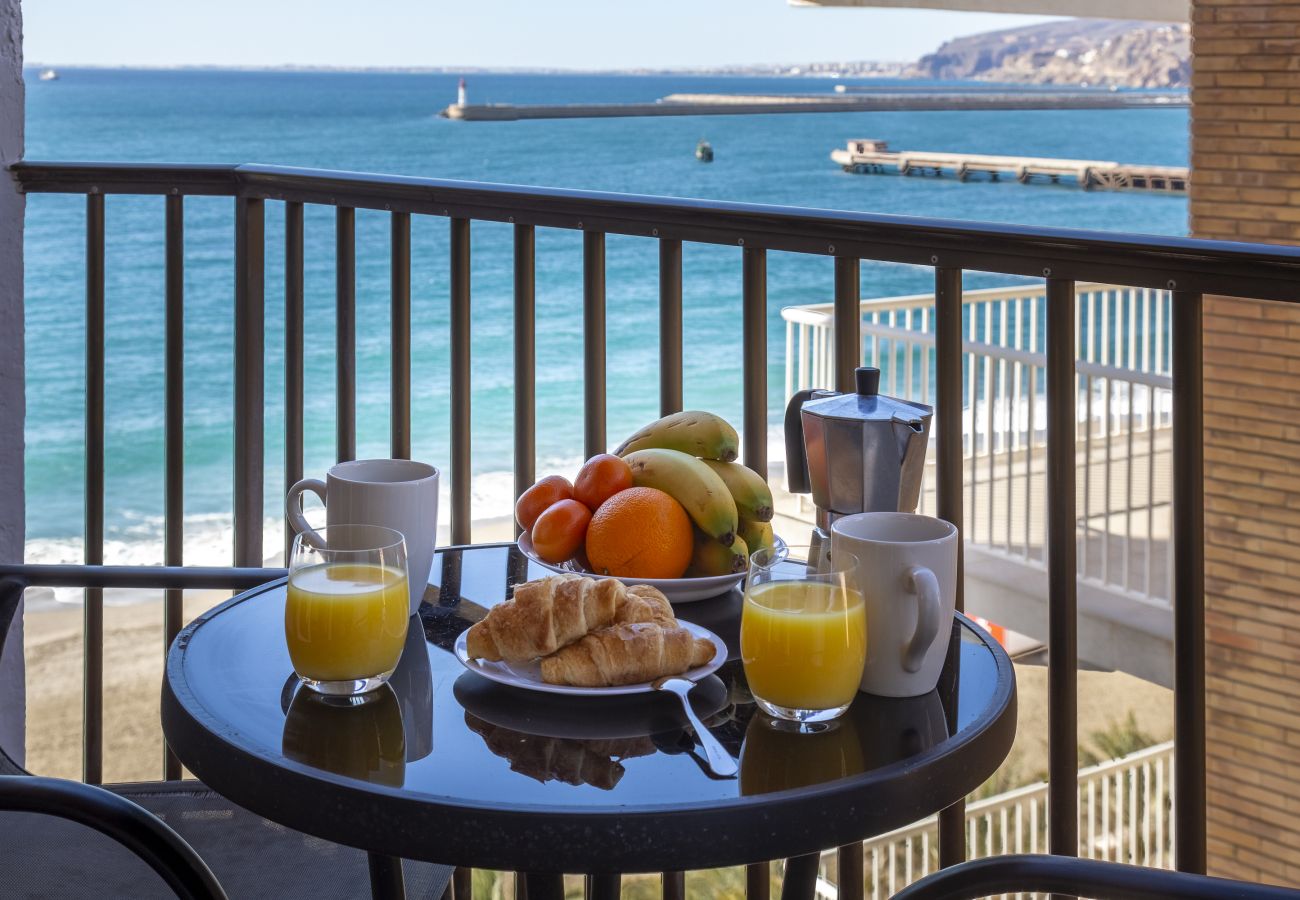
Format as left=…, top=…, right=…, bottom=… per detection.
left=740, top=544, right=865, bottom=730
left=286, top=524, right=410, bottom=696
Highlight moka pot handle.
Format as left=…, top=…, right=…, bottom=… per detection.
left=784, top=389, right=821, bottom=494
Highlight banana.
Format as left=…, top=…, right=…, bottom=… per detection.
left=700, top=459, right=774, bottom=523
left=738, top=519, right=775, bottom=556
left=689, top=532, right=749, bottom=577
left=614, top=411, right=739, bottom=462
left=623, top=448, right=738, bottom=545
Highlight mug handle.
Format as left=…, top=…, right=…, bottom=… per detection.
left=286, top=478, right=327, bottom=548
left=901, top=565, right=942, bottom=674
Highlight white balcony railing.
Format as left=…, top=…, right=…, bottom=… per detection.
left=810, top=740, right=1175, bottom=899
left=783, top=283, right=1173, bottom=605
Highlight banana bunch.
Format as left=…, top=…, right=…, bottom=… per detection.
left=617, top=412, right=777, bottom=578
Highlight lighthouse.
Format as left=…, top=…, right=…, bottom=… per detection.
left=457, top=78, right=467, bottom=108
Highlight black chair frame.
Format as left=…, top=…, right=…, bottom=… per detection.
left=892, top=854, right=1300, bottom=900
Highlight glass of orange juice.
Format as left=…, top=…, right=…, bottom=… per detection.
left=740, top=544, right=865, bottom=731
left=287, top=524, right=410, bottom=696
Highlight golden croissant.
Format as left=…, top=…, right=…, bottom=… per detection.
left=540, top=621, right=715, bottom=687
left=466, top=574, right=625, bottom=662
left=613, top=584, right=676, bottom=626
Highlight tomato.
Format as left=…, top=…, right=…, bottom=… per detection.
left=515, top=475, right=574, bottom=532
left=530, top=499, right=592, bottom=564
left=573, top=453, right=634, bottom=512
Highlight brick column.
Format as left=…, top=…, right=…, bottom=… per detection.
left=1191, top=0, right=1300, bottom=886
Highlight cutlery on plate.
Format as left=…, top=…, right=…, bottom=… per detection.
left=652, top=676, right=738, bottom=778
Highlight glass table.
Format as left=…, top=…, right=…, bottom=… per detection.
left=162, top=543, right=1017, bottom=900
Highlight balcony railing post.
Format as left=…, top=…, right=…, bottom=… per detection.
left=284, top=201, right=304, bottom=562
left=1046, top=276, right=1078, bottom=860
left=745, top=862, right=769, bottom=900
left=659, top=239, right=684, bottom=416
left=584, top=231, right=607, bottom=458
left=1172, top=290, right=1205, bottom=874
left=163, top=193, right=184, bottom=781
left=391, top=211, right=411, bottom=460
left=935, top=266, right=966, bottom=868
left=743, top=247, right=767, bottom=477
left=84, top=192, right=105, bottom=786
left=515, top=224, right=537, bottom=535
left=450, top=218, right=472, bottom=545
left=834, top=256, right=861, bottom=392
left=233, top=196, right=265, bottom=569
left=835, top=220, right=866, bottom=900
left=336, top=207, right=356, bottom=463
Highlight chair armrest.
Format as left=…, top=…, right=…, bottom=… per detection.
left=0, top=775, right=228, bottom=900
left=891, top=854, right=1300, bottom=900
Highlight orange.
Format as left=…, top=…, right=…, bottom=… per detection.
left=515, top=475, right=573, bottom=532
left=531, top=499, right=592, bottom=564
left=573, top=454, right=634, bottom=512
left=585, top=487, right=692, bottom=579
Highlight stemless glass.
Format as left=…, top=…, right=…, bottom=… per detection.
left=740, top=544, right=865, bottom=730
left=286, top=524, right=410, bottom=696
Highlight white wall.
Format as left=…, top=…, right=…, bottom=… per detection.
left=0, top=0, right=25, bottom=766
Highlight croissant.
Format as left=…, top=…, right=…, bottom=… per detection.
left=540, top=622, right=715, bottom=687
left=466, top=574, right=625, bottom=662
left=613, top=584, right=676, bottom=626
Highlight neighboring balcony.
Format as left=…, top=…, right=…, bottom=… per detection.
left=783, top=281, right=1174, bottom=685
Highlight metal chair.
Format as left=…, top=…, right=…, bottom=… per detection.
left=890, top=854, right=1300, bottom=899
left=0, top=575, right=453, bottom=900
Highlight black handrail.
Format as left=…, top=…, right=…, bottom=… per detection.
left=13, top=160, right=1300, bottom=301
left=0, top=565, right=286, bottom=590
left=890, top=855, right=1300, bottom=900
left=0, top=776, right=229, bottom=900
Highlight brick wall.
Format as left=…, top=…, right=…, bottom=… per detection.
left=1191, top=0, right=1300, bottom=886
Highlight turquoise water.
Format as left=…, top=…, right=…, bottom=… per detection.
left=22, top=69, right=1188, bottom=565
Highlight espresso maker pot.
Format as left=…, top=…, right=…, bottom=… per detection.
left=785, top=366, right=933, bottom=539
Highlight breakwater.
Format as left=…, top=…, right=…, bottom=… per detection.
left=442, top=90, right=1188, bottom=121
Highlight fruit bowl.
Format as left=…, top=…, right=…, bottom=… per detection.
left=517, top=533, right=780, bottom=604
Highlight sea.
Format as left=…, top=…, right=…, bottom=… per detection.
left=21, top=69, right=1189, bottom=588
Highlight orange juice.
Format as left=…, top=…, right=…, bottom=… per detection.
left=286, top=562, right=409, bottom=682
left=740, top=581, right=866, bottom=711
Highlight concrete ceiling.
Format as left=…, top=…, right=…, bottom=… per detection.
left=788, top=0, right=1188, bottom=23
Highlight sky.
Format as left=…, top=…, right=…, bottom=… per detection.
left=22, top=0, right=1057, bottom=69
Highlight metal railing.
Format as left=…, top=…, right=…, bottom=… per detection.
left=15, top=158, right=1300, bottom=893
left=784, top=283, right=1173, bottom=606
left=815, top=741, right=1175, bottom=899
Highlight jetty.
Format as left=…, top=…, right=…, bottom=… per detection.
left=441, top=90, right=1187, bottom=121
left=831, top=139, right=1188, bottom=192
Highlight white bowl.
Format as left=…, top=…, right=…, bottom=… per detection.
left=516, top=533, right=775, bottom=604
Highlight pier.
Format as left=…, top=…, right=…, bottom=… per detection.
left=441, top=90, right=1187, bottom=121
left=831, top=139, right=1188, bottom=192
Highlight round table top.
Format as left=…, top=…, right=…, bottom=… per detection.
left=162, top=543, right=1016, bottom=874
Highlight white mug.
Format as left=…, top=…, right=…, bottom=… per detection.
left=831, top=512, right=958, bottom=698
left=287, top=459, right=439, bottom=616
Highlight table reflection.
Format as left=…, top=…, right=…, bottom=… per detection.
left=739, top=689, right=949, bottom=796
left=283, top=685, right=407, bottom=786
left=465, top=712, right=658, bottom=790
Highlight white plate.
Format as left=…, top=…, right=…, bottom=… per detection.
left=453, top=620, right=728, bottom=697
left=517, top=534, right=777, bottom=604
